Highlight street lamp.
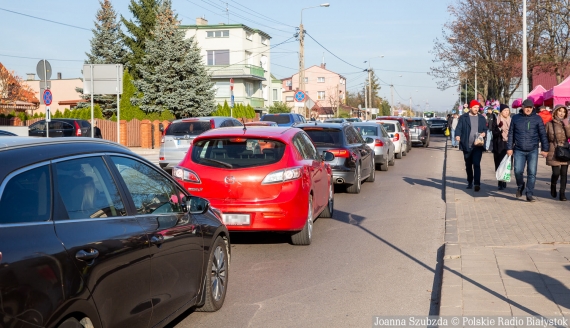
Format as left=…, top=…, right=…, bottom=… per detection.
left=299, top=3, right=330, bottom=116
left=364, top=55, right=384, bottom=120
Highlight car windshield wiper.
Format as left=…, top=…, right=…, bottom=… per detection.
left=200, top=158, right=233, bottom=168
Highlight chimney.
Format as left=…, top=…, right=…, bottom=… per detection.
left=321, top=52, right=326, bottom=69
left=320, top=63, right=326, bottom=69
left=196, top=16, right=208, bottom=25
left=57, top=72, right=62, bottom=79
left=26, top=73, right=35, bottom=80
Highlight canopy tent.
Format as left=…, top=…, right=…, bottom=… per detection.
left=511, top=85, right=547, bottom=108
left=544, top=76, right=570, bottom=107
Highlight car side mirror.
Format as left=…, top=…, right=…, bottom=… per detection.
left=365, top=137, right=374, bottom=143
left=321, top=151, right=335, bottom=162
left=159, top=123, right=164, bottom=132
left=187, top=196, right=209, bottom=214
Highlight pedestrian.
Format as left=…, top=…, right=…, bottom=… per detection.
left=537, top=105, right=552, bottom=125
left=447, top=114, right=453, bottom=139
left=545, top=105, right=570, bottom=201
left=451, top=113, right=459, bottom=148
left=491, top=104, right=511, bottom=190
left=506, top=98, right=549, bottom=202
left=485, top=107, right=496, bottom=152
left=93, top=121, right=102, bottom=139
left=455, top=100, right=487, bottom=191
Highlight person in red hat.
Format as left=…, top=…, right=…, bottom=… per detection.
left=455, top=100, right=487, bottom=191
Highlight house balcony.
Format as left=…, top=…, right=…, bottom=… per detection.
left=250, top=97, right=264, bottom=108
left=215, top=96, right=266, bottom=108
left=207, top=65, right=266, bottom=81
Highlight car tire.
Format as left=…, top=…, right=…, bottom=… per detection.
left=195, top=236, right=228, bottom=312
left=346, top=164, right=362, bottom=194
left=380, top=156, right=388, bottom=171
left=388, top=153, right=395, bottom=166
left=319, top=182, right=334, bottom=218
left=366, top=158, right=375, bottom=182
left=291, top=195, right=313, bottom=245
left=395, top=149, right=403, bottom=159
left=58, top=318, right=83, bottom=328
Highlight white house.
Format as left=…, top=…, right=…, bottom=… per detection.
left=181, top=17, right=273, bottom=113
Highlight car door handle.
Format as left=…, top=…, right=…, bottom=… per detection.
left=76, top=249, right=99, bottom=261
left=150, top=235, right=164, bottom=246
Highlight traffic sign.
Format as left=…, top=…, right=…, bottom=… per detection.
left=230, top=95, right=235, bottom=108
left=36, top=60, right=52, bottom=80
left=43, top=89, right=53, bottom=106
left=230, top=78, right=234, bottom=91
left=294, top=91, right=306, bottom=102
left=46, top=107, right=51, bottom=122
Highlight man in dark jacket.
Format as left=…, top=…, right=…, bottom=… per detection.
left=507, top=98, right=549, bottom=202
left=455, top=100, right=487, bottom=191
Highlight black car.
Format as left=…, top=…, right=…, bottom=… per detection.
left=296, top=122, right=375, bottom=194
left=0, top=137, right=229, bottom=328
left=0, top=130, right=17, bottom=136
left=427, top=118, right=448, bottom=134
left=28, top=119, right=92, bottom=137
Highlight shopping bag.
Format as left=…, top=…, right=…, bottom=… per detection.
left=444, top=128, right=450, bottom=137
left=495, top=155, right=512, bottom=182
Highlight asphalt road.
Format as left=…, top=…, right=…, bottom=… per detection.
left=169, top=136, right=447, bottom=328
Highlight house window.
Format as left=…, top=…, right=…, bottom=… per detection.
left=245, top=82, right=254, bottom=97
left=317, top=77, right=325, bottom=83
left=261, top=36, right=268, bottom=45
left=206, top=30, right=229, bottom=38
left=245, top=51, right=253, bottom=65
left=317, top=91, right=325, bottom=100
left=207, top=50, right=229, bottom=65
left=286, top=96, right=294, bottom=102
left=272, top=89, right=278, bottom=101
left=214, top=81, right=230, bottom=97
left=304, top=77, right=308, bottom=83
left=285, top=80, right=292, bottom=87
left=246, top=31, right=253, bottom=40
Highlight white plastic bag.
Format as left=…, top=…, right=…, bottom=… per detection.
left=496, top=155, right=512, bottom=182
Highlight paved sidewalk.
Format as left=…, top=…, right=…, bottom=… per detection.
left=441, top=142, right=570, bottom=318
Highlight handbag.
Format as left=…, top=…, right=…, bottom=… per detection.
left=495, top=155, right=512, bottom=182
left=552, top=122, right=570, bottom=162
left=444, top=128, right=450, bottom=137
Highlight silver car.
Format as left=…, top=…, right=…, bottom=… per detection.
left=353, top=122, right=395, bottom=171
left=159, top=116, right=243, bottom=171
left=375, top=120, right=407, bottom=158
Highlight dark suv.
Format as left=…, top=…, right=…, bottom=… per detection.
left=260, top=113, right=306, bottom=127
left=0, top=137, right=229, bottom=328
left=28, top=119, right=92, bottom=137
left=297, top=122, right=375, bottom=194
left=406, top=117, right=430, bottom=147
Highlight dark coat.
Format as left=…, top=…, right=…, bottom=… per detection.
left=490, top=115, right=507, bottom=155
left=545, top=118, right=570, bottom=166
left=507, top=111, right=549, bottom=152
left=455, top=113, right=487, bottom=151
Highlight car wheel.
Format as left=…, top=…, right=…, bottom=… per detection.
left=291, top=195, right=313, bottom=245
left=346, top=164, right=361, bottom=194
left=58, top=318, right=83, bottom=328
left=389, top=152, right=395, bottom=166
left=319, top=182, right=334, bottom=218
left=196, top=237, right=228, bottom=312
left=366, top=158, right=375, bottom=182
left=395, top=149, right=402, bottom=159
left=380, top=156, right=388, bottom=171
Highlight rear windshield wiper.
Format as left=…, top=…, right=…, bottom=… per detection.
left=200, top=158, right=233, bottom=168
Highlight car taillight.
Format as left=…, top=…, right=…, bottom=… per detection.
left=262, top=167, right=302, bottom=184
left=75, top=121, right=82, bottom=136
left=210, top=119, right=215, bottom=129
left=328, top=149, right=350, bottom=158
left=172, top=166, right=201, bottom=183
left=393, top=133, right=400, bottom=141
left=374, top=139, right=384, bottom=147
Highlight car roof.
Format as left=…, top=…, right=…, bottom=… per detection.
left=351, top=122, right=379, bottom=127
left=406, top=117, right=424, bottom=120
left=194, top=126, right=297, bottom=140
left=170, top=117, right=233, bottom=123
left=375, top=120, right=398, bottom=124
left=295, top=122, right=347, bottom=129
left=0, top=137, right=128, bottom=152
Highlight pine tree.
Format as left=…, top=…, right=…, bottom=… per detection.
left=121, top=0, right=160, bottom=79
left=120, top=69, right=146, bottom=121
left=222, top=100, right=231, bottom=117
left=133, top=0, right=216, bottom=118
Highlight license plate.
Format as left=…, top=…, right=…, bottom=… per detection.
left=222, top=214, right=250, bottom=226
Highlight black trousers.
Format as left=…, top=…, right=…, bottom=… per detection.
left=463, top=147, right=483, bottom=185
left=493, top=148, right=508, bottom=171
left=551, top=165, right=569, bottom=192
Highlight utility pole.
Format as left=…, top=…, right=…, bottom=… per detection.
left=298, top=22, right=305, bottom=116
left=474, top=61, right=477, bottom=102
left=409, top=96, right=412, bottom=117
left=522, top=0, right=528, bottom=99
left=367, top=67, right=372, bottom=121
left=390, top=83, right=394, bottom=116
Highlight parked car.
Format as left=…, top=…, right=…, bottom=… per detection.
left=324, top=118, right=348, bottom=123
left=406, top=117, right=430, bottom=147
left=376, top=120, right=407, bottom=158
left=346, top=118, right=362, bottom=123
left=353, top=122, right=395, bottom=171
left=173, top=126, right=334, bottom=245
left=260, top=113, right=306, bottom=127
left=28, top=119, right=92, bottom=138
left=0, top=130, right=17, bottom=136
left=0, top=137, right=229, bottom=328
left=375, top=116, right=412, bottom=153
left=427, top=118, right=448, bottom=134
left=159, top=116, right=243, bottom=171
left=297, top=122, right=374, bottom=194
left=245, top=121, right=278, bottom=127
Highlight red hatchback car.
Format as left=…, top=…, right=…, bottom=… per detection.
left=173, top=127, right=334, bottom=245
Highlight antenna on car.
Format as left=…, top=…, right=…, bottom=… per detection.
left=242, top=118, right=247, bottom=132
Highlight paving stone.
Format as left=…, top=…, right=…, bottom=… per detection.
left=508, top=296, right=562, bottom=316
left=440, top=285, right=462, bottom=308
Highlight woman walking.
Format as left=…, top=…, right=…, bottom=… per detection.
left=545, top=105, right=570, bottom=201
left=491, top=104, right=511, bottom=190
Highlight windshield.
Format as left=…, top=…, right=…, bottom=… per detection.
left=191, top=138, right=286, bottom=169
left=380, top=123, right=396, bottom=133
left=166, top=121, right=211, bottom=136
left=261, top=115, right=291, bottom=124
left=407, top=119, right=423, bottom=128
left=354, top=126, right=378, bottom=137
left=301, top=128, right=342, bottom=145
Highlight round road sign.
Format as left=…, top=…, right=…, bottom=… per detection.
left=43, top=89, right=53, bottom=106
left=294, top=91, right=306, bottom=102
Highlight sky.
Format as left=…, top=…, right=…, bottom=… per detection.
left=0, top=0, right=459, bottom=113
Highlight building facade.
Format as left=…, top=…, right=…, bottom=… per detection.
left=23, top=75, right=83, bottom=115
left=181, top=18, right=273, bottom=112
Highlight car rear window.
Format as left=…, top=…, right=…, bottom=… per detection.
left=191, top=138, right=286, bottom=169
left=354, top=126, right=378, bottom=137
left=301, top=128, right=342, bottom=145
left=406, top=119, right=423, bottom=127
left=166, top=121, right=211, bottom=136
left=380, top=123, right=396, bottom=133
left=261, top=115, right=291, bottom=124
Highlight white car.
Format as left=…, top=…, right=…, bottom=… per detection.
left=374, top=120, right=407, bottom=158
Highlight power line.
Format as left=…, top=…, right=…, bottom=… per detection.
left=228, top=0, right=296, bottom=28
left=304, top=32, right=365, bottom=71
left=0, top=7, right=90, bottom=31
left=0, top=53, right=84, bottom=62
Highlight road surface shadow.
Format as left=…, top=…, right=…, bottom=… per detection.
left=505, top=265, right=570, bottom=311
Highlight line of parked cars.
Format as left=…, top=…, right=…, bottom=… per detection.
left=0, top=113, right=432, bottom=328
